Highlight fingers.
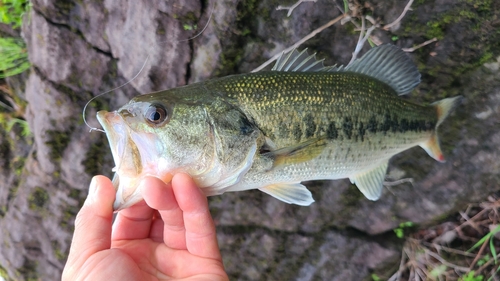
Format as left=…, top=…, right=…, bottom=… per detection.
left=111, top=193, right=155, bottom=241
left=125, top=174, right=220, bottom=260
left=172, top=173, right=221, bottom=260
left=63, top=176, right=115, bottom=277
left=142, top=176, right=186, bottom=249
left=148, top=210, right=165, bottom=242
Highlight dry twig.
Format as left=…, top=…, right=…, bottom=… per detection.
left=276, top=0, right=317, bottom=17
left=348, top=16, right=377, bottom=65
left=383, top=0, right=415, bottom=31
left=252, top=14, right=346, bottom=72
left=384, top=178, right=414, bottom=187
left=260, top=0, right=426, bottom=72
left=402, top=38, right=438, bottom=52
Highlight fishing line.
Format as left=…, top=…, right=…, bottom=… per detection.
left=83, top=1, right=215, bottom=133
left=82, top=55, right=150, bottom=133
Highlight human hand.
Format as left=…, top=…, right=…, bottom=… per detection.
left=62, top=174, right=228, bottom=281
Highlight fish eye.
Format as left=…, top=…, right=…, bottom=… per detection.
left=145, top=104, right=168, bottom=125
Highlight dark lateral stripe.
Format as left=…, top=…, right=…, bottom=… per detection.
left=357, top=122, right=365, bottom=142
left=342, top=117, right=353, bottom=139
left=303, top=114, right=316, bottom=138
left=379, top=113, right=435, bottom=134
left=293, top=123, right=302, bottom=141
left=325, top=114, right=436, bottom=141
left=367, top=116, right=377, bottom=133
left=327, top=122, right=338, bottom=139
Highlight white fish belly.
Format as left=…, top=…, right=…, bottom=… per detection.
left=226, top=131, right=431, bottom=192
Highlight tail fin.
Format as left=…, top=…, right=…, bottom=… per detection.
left=433, top=96, right=464, bottom=127
left=420, top=96, right=463, bottom=163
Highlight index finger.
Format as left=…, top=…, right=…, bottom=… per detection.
left=63, top=176, right=115, bottom=279
left=171, top=173, right=221, bottom=260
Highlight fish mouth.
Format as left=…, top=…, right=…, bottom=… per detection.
left=97, top=111, right=127, bottom=174
left=97, top=110, right=143, bottom=211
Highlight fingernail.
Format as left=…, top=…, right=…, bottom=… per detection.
left=89, top=177, right=98, bottom=196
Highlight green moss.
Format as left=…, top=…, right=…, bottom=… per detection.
left=458, top=10, right=477, bottom=20
left=51, top=240, right=66, bottom=262
left=0, top=264, right=13, bottom=280
left=53, top=0, right=75, bottom=17
left=464, top=0, right=492, bottom=12
left=478, top=52, right=494, bottom=65
left=215, top=0, right=264, bottom=76
left=60, top=204, right=79, bottom=232
left=179, top=11, right=199, bottom=32
left=399, top=0, right=500, bottom=95
left=425, top=21, right=446, bottom=39
left=68, top=187, right=86, bottom=207
left=68, top=188, right=81, bottom=200
left=28, top=187, right=49, bottom=211
left=45, top=128, right=73, bottom=162
left=335, top=184, right=364, bottom=224
left=53, top=81, right=89, bottom=104
left=414, top=0, right=430, bottom=6
left=99, top=59, right=119, bottom=92
left=7, top=184, right=18, bottom=202
left=82, top=133, right=109, bottom=176
left=400, top=0, right=497, bottom=43
left=17, top=258, right=38, bottom=281
left=236, top=0, right=258, bottom=22
left=0, top=135, right=11, bottom=168
left=156, top=21, right=166, bottom=35
left=216, top=51, right=245, bottom=76
left=11, top=155, right=25, bottom=175
left=0, top=205, right=6, bottom=218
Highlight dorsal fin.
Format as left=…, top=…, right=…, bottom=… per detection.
left=271, top=44, right=421, bottom=95
left=341, top=44, right=421, bottom=95
left=272, top=49, right=330, bottom=72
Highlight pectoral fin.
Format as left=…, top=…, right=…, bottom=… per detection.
left=349, top=161, right=389, bottom=201
left=259, top=183, right=315, bottom=206
left=263, top=138, right=326, bottom=168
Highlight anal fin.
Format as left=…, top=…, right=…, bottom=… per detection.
left=349, top=161, right=389, bottom=201
left=259, top=183, right=315, bottom=206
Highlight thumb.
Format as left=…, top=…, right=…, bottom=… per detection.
left=63, top=176, right=115, bottom=278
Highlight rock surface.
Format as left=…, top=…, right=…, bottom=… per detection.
left=0, top=0, right=499, bottom=280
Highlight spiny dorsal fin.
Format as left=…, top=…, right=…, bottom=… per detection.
left=271, top=45, right=421, bottom=95
left=272, top=49, right=330, bottom=72
left=342, top=44, right=421, bottom=95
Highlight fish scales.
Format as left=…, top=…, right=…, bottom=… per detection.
left=204, top=71, right=437, bottom=151
left=199, top=71, right=437, bottom=194
left=97, top=44, right=462, bottom=210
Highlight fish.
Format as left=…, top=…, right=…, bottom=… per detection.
left=96, top=44, right=462, bottom=211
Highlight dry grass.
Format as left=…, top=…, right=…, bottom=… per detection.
left=386, top=194, right=500, bottom=281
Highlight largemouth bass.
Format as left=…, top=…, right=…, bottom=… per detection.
left=97, top=44, right=462, bottom=211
